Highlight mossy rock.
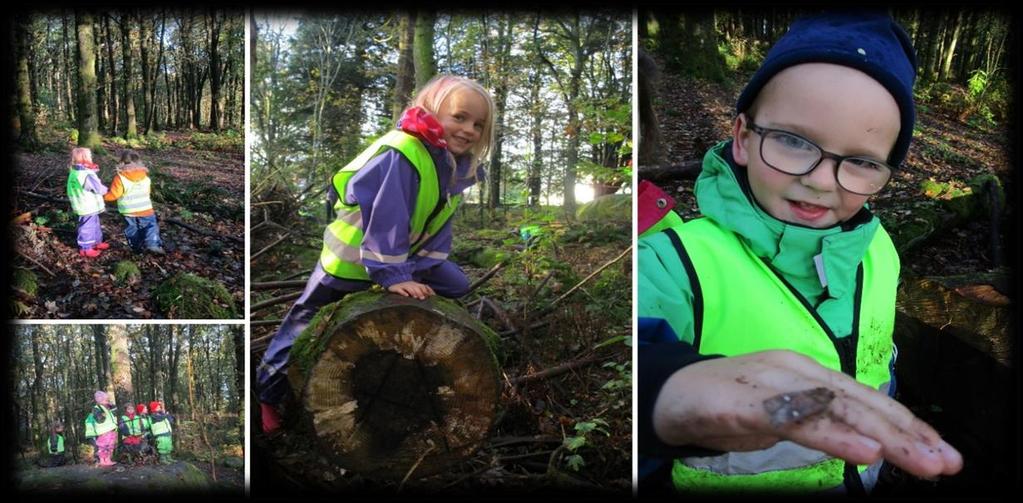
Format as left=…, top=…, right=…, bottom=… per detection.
left=576, top=194, right=631, bottom=223
left=222, top=456, right=244, bottom=469
left=13, top=268, right=38, bottom=296
left=471, top=247, right=510, bottom=268
left=968, top=173, right=1005, bottom=216
left=113, top=260, right=142, bottom=283
left=153, top=272, right=238, bottom=319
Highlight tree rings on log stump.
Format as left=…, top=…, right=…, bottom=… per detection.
left=288, top=291, right=502, bottom=480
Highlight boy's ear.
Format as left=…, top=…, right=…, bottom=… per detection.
left=732, top=114, right=750, bottom=166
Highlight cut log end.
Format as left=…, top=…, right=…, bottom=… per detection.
left=289, top=292, right=501, bottom=479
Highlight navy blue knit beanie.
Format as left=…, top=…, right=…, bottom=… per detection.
left=736, top=12, right=918, bottom=167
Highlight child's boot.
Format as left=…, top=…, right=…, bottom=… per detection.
left=80, top=248, right=102, bottom=258
left=94, top=242, right=110, bottom=250
left=260, top=402, right=283, bottom=435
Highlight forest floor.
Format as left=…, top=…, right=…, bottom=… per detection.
left=642, top=55, right=1015, bottom=495
left=249, top=202, right=632, bottom=495
left=14, top=459, right=243, bottom=493
left=11, top=130, right=245, bottom=319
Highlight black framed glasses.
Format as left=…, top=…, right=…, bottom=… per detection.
left=745, top=119, right=893, bottom=195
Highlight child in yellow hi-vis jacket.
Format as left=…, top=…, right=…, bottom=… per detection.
left=104, top=150, right=165, bottom=255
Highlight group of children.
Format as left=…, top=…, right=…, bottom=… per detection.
left=70, top=390, right=176, bottom=467
left=66, top=147, right=165, bottom=258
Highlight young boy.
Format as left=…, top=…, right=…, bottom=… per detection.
left=637, top=12, right=962, bottom=493
left=149, top=401, right=174, bottom=464
left=40, top=422, right=67, bottom=468
left=118, top=404, right=146, bottom=462
left=104, top=150, right=165, bottom=255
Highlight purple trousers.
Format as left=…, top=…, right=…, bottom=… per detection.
left=256, top=260, right=470, bottom=404
left=77, top=214, right=103, bottom=250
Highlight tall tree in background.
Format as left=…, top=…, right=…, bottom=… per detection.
left=76, top=10, right=102, bottom=149
left=537, top=14, right=604, bottom=217
left=102, top=14, right=118, bottom=135
left=392, top=11, right=417, bottom=123
left=109, top=325, right=134, bottom=407
left=120, top=13, right=138, bottom=139
left=414, top=11, right=436, bottom=88
left=15, top=13, right=41, bottom=149
left=208, top=10, right=225, bottom=131
left=485, top=14, right=513, bottom=210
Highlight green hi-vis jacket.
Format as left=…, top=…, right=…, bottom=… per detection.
left=319, top=130, right=461, bottom=280
left=67, top=169, right=106, bottom=216
left=86, top=404, right=117, bottom=437
left=121, top=415, right=144, bottom=436
left=150, top=416, right=172, bottom=437
left=638, top=141, right=900, bottom=493
left=47, top=434, right=64, bottom=455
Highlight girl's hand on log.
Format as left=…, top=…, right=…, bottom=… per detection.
left=652, top=350, right=963, bottom=479
left=388, top=281, right=435, bottom=300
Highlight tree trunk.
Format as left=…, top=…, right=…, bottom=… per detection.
left=15, top=14, right=41, bottom=149
left=148, top=13, right=166, bottom=132
left=139, top=13, right=152, bottom=133
left=208, top=10, right=223, bottom=132
left=233, top=325, right=244, bottom=442
left=392, top=11, right=417, bottom=124
left=413, top=11, right=436, bottom=88
left=76, top=10, right=102, bottom=149
left=120, top=13, right=138, bottom=139
left=30, top=327, right=44, bottom=447
left=487, top=16, right=513, bottom=210
left=285, top=291, right=501, bottom=480
left=168, top=325, right=182, bottom=411
left=528, top=63, right=543, bottom=207
left=94, top=19, right=107, bottom=133
left=108, top=325, right=133, bottom=407
left=940, top=11, right=964, bottom=81
left=103, top=14, right=118, bottom=136
left=62, top=14, right=76, bottom=124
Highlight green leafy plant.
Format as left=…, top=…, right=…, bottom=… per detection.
left=562, top=418, right=611, bottom=472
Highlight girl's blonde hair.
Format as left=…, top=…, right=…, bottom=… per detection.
left=70, top=147, right=93, bottom=166
left=406, top=75, right=496, bottom=181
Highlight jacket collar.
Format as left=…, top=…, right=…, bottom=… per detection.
left=696, top=141, right=880, bottom=301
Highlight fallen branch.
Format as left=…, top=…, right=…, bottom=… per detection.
left=487, top=435, right=562, bottom=448
left=23, top=190, right=68, bottom=204
left=17, top=249, right=56, bottom=277
left=637, top=160, right=703, bottom=183
left=508, top=355, right=603, bottom=385
left=464, top=261, right=507, bottom=296
left=499, top=320, right=550, bottom=337
left=165, top=217, right=243, bottom=244
left=540, top=246, right=632, bottom=315
left=251, top=291, right=302, bottom=312
left=251, top=280, right=308, bottom=291
left=250, top=232, right=291, bottom=262
left=250, top=319, right=283, bottom=328
left=252, top=200, right=284, bottom=207
left=481, top=297, right=520, bottom=334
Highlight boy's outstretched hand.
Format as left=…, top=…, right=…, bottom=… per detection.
left=388, top=281, right=435, bottom=300
left=652, top=350, right=963, bottom=480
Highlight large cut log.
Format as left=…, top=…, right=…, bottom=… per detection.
left=286, top=291, right=502, bottom=480
left=892, top=272, right=1013, bottom=489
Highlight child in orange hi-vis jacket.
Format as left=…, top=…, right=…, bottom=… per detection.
left=104, top=150, right=165, bottom=255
